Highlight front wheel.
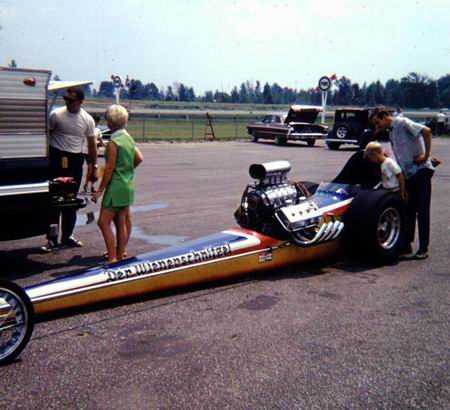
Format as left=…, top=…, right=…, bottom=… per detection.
left=0, top=281, right=34, bottom=366
left=306, top=139, right=316, bottom=147
left=275, top=135, right=287, bottom=146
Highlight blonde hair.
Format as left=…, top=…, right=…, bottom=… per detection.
left=364, top=141, right=383, bottom=157
left=106, top=104, right=129, bottom=129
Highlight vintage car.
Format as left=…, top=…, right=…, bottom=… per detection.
left=0, top=67, right=91, bottom=242
left=0, top=154, right=406, bottom=365
left=247, top=105, right=328, bottom=147
left=325, top=107, right=374, bottom=150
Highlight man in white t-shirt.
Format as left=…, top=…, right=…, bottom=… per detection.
left=364, top=141, right=407, bottom=200
left=44, top=87, right=98, bottom=251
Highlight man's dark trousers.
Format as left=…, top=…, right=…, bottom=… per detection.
left=49, top=146, right=84, bottom=241
left=405, top=168, right=433, bottom=252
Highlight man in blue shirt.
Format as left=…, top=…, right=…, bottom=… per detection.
left=371, top=108, right=434, bottom=259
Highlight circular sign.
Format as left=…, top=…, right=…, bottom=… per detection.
left=111, top=75, right=122, bottom=88
left=318, top=76, right=332, bottom=91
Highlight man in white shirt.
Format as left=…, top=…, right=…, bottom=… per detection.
left=45, top=88, right=98, bottom=251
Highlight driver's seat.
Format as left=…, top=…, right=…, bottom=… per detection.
left=333, top=150, right=381, bottom=188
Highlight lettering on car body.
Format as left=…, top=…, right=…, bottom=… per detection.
left=105, top=244, right=232, bottom=283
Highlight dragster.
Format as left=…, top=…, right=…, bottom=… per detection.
left=0, top=155, right=405, bottom=365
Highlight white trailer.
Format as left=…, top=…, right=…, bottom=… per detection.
left=0, top=67, right=90, bottom=241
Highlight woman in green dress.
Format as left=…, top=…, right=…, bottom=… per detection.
left=93, top=105, right=143, bottom=263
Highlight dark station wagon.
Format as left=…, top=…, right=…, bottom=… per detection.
left=247, top=105, right=328, bottom=147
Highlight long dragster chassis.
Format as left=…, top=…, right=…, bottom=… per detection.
left=0, top=156, right=405, bottom=365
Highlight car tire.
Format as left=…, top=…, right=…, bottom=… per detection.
left=327, top=141, right=341, bottom=150
left=306, top=139, right=316, bottom=147
left=251, top=134, right=259, bottom=143
left=275, top=135, right=287, bottom=146
left=343, top=190, right=405, bottom=261
left=0, top=280, right=34, bottom=366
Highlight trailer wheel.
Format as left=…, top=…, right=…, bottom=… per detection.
left=343, top=190, right=405, bottom=261
left=275, top=135, right=287, bottom=146
left=0, top=281, right=34, bottom=366
left=306, top=139, right=316, bottom=147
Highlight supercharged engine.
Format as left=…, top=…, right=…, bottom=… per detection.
left=235, top=161, right=345, bottom=246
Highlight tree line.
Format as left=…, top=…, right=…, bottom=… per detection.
left=93, top=72, right=450, bottom=108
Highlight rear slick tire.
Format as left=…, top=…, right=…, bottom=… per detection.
left=343, top=190, right=405, bottom=261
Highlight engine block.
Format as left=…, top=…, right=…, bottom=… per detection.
left=236, top=161, right=304, bottom=237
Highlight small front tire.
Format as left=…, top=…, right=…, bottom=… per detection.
left=0, top=281, right=34, bottom=366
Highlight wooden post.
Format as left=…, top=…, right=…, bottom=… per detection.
left=204, top=112, right=216, bottom=141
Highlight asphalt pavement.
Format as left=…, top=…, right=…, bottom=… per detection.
left=1, top=139, right=449, bottom=409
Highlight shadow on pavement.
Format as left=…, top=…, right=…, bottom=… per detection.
left=0, top=248, right=104, bottom=281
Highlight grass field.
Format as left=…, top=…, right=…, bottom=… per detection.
left=126, top=117, right=255, bottom=141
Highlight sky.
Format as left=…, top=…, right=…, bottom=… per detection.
left=0, top=0, right=449, bottom=93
